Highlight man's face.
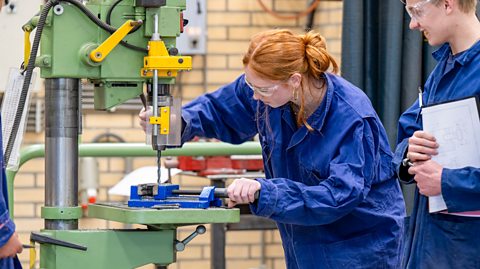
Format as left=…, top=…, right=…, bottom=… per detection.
left=404, top=0, right=448, bottom=46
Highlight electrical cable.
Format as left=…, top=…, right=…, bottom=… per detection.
left=256, top=0, right=320, bottom=20
left=59, top=0, right=147, bottom=52
left=106, top=0, right=141, bottom=35
left=106, top=0, right=124, bottom=25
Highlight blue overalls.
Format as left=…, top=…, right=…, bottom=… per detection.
left=0, top=116, right=22, bottom=268
left=394, top=41, right=480, bottom=269
left=183, top=73, right=405, bottom=269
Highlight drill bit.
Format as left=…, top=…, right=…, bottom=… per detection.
left=157, top=150, right=162, bottom=184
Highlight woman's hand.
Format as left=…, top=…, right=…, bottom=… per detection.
left=227, top=178, right=261, bottom=208
left=138, top=107, right=150, bottom=132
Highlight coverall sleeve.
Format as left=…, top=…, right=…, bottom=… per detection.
left=442, top=167, right=480, bottom=212
left=251, top=118, right=379, bottom=225
left=0, top=167, right=15, bottom=249
left=0, top=118, right=27, bottom=268
left=181, top=75, right=258, bottom=144
left=393, top=100, right=422, bottom=184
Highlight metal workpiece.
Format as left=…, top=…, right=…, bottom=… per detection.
left=45, top=78, right=80, bottom=230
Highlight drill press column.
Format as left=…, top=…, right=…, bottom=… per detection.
left=44, top=78, right=80, bottom=230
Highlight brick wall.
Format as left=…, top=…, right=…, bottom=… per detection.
left=12, top=1, right=343, bottom=268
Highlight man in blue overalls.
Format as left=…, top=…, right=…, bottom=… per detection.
left=395, top=0, right=480, bottom=268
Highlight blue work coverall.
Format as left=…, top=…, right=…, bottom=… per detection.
left=0, top=117, right=22, bottom=268
left=394, top=42, right=480, bottom=269
left=182, top=73, right=405, bottom=269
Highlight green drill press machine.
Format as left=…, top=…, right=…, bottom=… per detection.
left=7, top=0, right=240, bottom=268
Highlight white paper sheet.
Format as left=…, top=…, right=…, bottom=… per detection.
left=1, top=67, right=36, bottom=171
left=108, top=166, right=181, bottom=196
left=422, top=97, right=480, bottom=213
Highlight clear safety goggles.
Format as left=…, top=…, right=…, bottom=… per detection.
left=401, top=0, right=435, bottom=20
left=244, top=76, right=280, bottom=97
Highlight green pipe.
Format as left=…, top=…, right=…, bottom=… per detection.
left=7, top=142, right=261, bottom=218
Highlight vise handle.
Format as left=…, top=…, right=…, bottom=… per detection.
left=172, top=188, right=259, bottom=200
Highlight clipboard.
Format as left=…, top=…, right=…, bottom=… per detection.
left=421, top=95, right=480, bottom=213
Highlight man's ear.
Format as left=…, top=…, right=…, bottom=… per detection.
left=443, top=0, right=455, bottom=14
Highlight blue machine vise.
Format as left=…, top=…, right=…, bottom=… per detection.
left=128, top=184, right=224, bottom=209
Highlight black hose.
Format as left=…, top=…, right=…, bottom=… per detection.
left=106, top=0, right=124, bottom=25
left=106, top=0, right=141, bottom=35
left=61, top=0, right=146, bottom=52
left=4, top=0, right=56, bottom=165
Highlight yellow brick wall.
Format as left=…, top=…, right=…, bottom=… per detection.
left=11, top=1, right=343, bottom=268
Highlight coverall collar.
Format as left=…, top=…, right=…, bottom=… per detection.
left=305, top=73, right=333, bottom=134
left=433, top=41, right=480, bottom=65
left=280, top=73, right=333, bottom=134
left=282, top=73, right=333, bottom=150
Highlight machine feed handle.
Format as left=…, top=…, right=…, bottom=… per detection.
left=175, top=225, right=206, bottom=252
left=215, top=188, right=260, bottom=200
left=140, top=93, right=148, bottom=109
left=30, top=232, right=87, bottom=251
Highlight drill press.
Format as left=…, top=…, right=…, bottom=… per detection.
left=12, top=1, right=240, bottom=268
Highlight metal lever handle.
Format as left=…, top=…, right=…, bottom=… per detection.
left=171, top=188, right=260, bottom=200
left=175, top=225, right=206, bottom=251
left=30, top=232, right=87, bottom=251
left=214, top=188, right=260, bottom=200
left=89, top=19, right=143, bottom=63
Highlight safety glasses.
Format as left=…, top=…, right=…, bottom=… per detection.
left=401, top=0, right=436, bottom=20
left=244, top=76, right=280, bottom=97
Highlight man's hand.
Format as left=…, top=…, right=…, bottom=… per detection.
left=227, top=178, right=261, bottom=208
left=407, top=131, right=439, bottom=163
left=0, top=232, right=23, bottom=259
left=407, top=130, right=439, bottom=163
left=409, top=160, right=443, bottom=196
